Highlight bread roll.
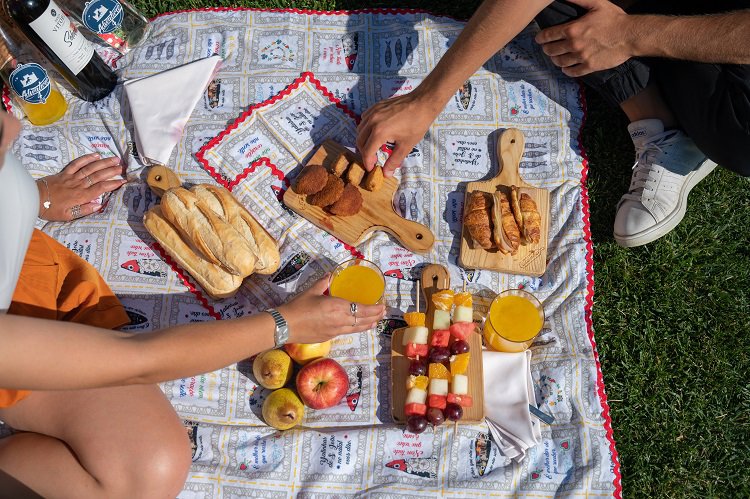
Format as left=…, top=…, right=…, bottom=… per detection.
left=160, top=187, right=256, bottom=277
left=191, top=184, right=281, bottom=275
left=144, top=207, right=243, bottom=299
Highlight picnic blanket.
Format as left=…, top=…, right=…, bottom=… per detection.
left=8, top=8, right=620, bottom=498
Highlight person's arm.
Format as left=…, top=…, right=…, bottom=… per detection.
left=536, top=0, right=750, bottom=77
left=357, top=0, right=551, bottom=175
left=0, top=277, right=384, bottom=390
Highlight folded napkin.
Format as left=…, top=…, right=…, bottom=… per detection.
left=124, top=55, right=222, bottom=166
left=483, top=349, right=542, bottom=462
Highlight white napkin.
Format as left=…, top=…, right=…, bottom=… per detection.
left=483, top=349, right=542, bottom=462
left=124, top=55, right=222, bottom=166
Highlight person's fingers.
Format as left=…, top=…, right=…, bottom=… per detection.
left=535, top=24, right=569, bottom=45
left=562, top=63, right=593, bottom=77
left=86, top=178, right=126, bottom=200
left=78, top=156, right=121, bottom=179
left=564, top=0, right=601, bottom=10
left=87, top=164, right=124, bottom=184
left=356, top=121, right=374, bottom=161
left=359, top=128, right=390, bottom=171
left=550, top=53, right=581, bottom=68
left=62, top=153, right=101, bottom=175
left=382, top=143, right=409, bottom=178
left=304, top=274, right=332, bottom=297
left=77, top=201, right=104, bottom=218
left=539, top=40, right=571, bottom=58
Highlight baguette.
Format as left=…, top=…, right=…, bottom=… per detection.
left=144, top=207, right=243, bottom=299
left=191, top=184, right=281, bottom=274
left=160, top=187, right=256, bottom=277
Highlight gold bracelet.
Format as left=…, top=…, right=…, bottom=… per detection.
left=38, top=178, right=51, bottom=212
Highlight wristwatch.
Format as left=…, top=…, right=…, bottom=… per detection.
left=265, top=308, right=289, bottom=347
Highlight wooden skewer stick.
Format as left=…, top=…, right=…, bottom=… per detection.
left=415, top=279, right=420, bottom=362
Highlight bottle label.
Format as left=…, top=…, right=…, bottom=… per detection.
left=28, top=0, right=95, bottom=75
left=82, top=0, right=124, bottom=35
left=9, top=63, right=52, bottom=104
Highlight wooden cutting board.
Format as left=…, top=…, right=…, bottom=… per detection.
left=283, top=140, right=435, bottom=254
left=459, top=128, right=550, bottom=276
left=391, top=264, right=485, bottom=424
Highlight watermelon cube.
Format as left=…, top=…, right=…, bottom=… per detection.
left=449, top=321, right=475, bottom=341
left=428, top=394, right=447, bottom=409
left=405, top=403, right=427, bottom=416
left=447, top=393, right=473, bottom=407
left=406, top=343, right=429, bottom=358
left=430, top=329, right=450, bottom=348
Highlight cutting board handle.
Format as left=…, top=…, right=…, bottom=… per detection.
left=495, top=128, right=526, bottom=186
left=375, top=211, right=436, bottom=254
left=420, top=264, right=450, bottom=329
left=146, top=165, right=182, bottom=197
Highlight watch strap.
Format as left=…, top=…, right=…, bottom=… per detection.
left=265, top=308, right=289, bottom=347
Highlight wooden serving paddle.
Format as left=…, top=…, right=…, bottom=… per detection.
left=390, top=264, right=485, bottom=424
left=283, top=140, right=435, bottom=254
left=146, top=165, right=182, bottom=196
left=459, top=128, right=551, bottom=276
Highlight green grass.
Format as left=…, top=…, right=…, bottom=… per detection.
left=130, top=1, right=750, bottom=496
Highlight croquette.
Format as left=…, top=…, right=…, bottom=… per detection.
left=346, top=160, right=366, bottom=186
left=328, top=183, right=363, bottom=216
left=331, top=153, right=349, bottom=177
left=293, top=164, right=328, bottom=195
left=363, top=165, right=384, bottom=192
left=309, top=174, right=345, bottom=207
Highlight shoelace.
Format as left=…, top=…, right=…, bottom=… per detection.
left=621, top=130, right=680, bottom=202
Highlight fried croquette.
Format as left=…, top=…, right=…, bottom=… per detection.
left=294, top=164, right=328, bottom=195
left=309, top=174, right=345, bottom=207
left=328, top=183, right=363, bottom=216
left=331, top=153, right=349, bottom=177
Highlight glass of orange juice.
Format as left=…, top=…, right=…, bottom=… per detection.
left=483, top=289, right=544, bottom=352
left=328, top=258, right=385, bottom=305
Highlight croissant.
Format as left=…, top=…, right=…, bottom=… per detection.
left=511, top=186, right=541, bottom=244
left=492, top=191, right=520, bottom=255
left=464, top=191, right=493, bottom=250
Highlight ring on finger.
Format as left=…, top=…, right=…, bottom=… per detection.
left=352, top=315, right=358, bottom=327
left=85, top=175, right=93, bottom=186
left=71, top=204, right=82, bottom=219
left=350, top=302, right=358, bottom=317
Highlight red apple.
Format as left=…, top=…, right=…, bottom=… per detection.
left=295, top=358, right=350, bottom=410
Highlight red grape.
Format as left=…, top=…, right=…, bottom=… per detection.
left=429, top=346, right=451, bottom=364
left=406, top=415, right=428, bottom=434
left=408, top=359, right=427, bottom=376
left=444, top=403, right=463, bottom=421
left=450, top=339, right=470, bottom=355
left=426, top=407, right=445, bottom=426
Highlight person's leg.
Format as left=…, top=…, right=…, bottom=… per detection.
left=0, top=385, right=191, bottom=499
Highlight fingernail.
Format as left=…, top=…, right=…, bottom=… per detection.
left=91, top=204, right=103, bottom=212
left=92, top=153, right=100, bottom=158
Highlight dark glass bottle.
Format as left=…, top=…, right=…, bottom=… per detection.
left=5, top=0, right=117, bottom=102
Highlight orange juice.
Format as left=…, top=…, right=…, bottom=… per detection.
left=329, top=260, right=385, bottom=304
left=483, top=291, right=544, bottom=352
left=17, top=87, right=67, bottom=126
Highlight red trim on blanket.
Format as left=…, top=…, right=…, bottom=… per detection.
left=2, top=87, right=13, bottom=113
left=151, top=6, right=459, bottom=22
left=226, top=156, right=289, bottom=192
left=577, top=85, right=622, bottom=499
left=150, top=241, right=222, bottom=321
left=195, top=71, right=359, bottom=190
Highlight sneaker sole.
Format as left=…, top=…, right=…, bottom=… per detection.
left=614, top=159, right=718, bottom=248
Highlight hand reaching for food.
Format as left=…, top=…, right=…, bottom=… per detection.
left=37, top=153, right=126, bottom=221
left=277, top=275, right=386, bottom=344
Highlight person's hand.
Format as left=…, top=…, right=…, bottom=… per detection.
left=37, top=153, right=126, bottom=221
left=278, top=275, right=386, bottom=344
left=535, top=0, right=633, bottom=77
left=357, top=90, right=442, bottom=177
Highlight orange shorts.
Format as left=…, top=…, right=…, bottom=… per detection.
left=0, top=230, right=129, bottom=408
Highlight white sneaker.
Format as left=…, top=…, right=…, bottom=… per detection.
left=613, top=119, right=717, bottom=247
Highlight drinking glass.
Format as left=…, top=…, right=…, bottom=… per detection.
left=483, top=289, right=544, bottom=352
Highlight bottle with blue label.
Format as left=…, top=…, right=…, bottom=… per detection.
left=0, top=19, right=67, bottom=125
left=57, top=0, right=149, bottom=55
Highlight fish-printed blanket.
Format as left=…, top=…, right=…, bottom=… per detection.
left=7, top=8, right=620, bottom=498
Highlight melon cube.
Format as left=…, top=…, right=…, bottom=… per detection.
left=452, top=374, right=469, bottom=395
left=453, top=305, right=473, bottom=324
left=402, top=326, right=428, bottom=346
left=428, top=378, right=449, bottom=396
left=405, top=387, right=427, bottom=405
left=432, top=309, right=451, bottom=330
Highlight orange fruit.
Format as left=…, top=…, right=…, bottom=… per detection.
left=407, top=375, right=429, bottom=391
left=450, top=353, right=470, bottom=376
left=428, top=363, right=450, bottom=380
left=403, top=312, right=426, bottom=327
left=453, top=292, right=472, bottom=307
left=432, top=290, right=455, bottom=311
